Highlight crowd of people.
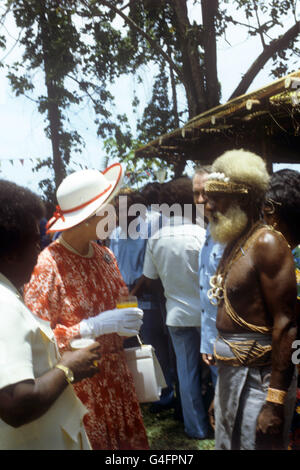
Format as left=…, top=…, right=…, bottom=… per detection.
left=0, top=148, right=299, bottom=451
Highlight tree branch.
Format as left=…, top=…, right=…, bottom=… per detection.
left=0, top=28, right=23, bottom=62
left=292, top=0, right=298, bottom=23
left=0, top=2, right=12, bottom=28
left=83, top=0, right=184, bottom=81
left=119, top=1, right=132, bottom=11
left=229, top=21, right=300, bottom=100
left=226, top=17, right=271, bottom=32
left=252, top=0, right=266, bottom=49
left=66, top=74, right=100, bottom=106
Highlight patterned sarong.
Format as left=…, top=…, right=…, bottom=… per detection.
left=214, top=333, right=297, bottom=450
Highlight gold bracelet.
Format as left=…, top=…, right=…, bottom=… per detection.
left=266, top=387, right=287, bottom=405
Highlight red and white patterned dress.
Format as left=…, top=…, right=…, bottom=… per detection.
left=24, top=240, right=149, bottom=450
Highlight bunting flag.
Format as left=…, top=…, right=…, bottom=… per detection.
left=0, top=159, right=166, bottom=181
left=0, top=157, right=94, bottom=171
left=0, top=157, right=41, bottom=166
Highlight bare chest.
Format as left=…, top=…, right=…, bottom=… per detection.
left=226, top=250, right=257, bottom=300
left=216, top=248, right=270, bottom=333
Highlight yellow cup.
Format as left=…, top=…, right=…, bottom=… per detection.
left=116, top=295, right=138, bottom=309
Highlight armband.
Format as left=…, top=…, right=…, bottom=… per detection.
left=266, top=387, right=287, bottom=405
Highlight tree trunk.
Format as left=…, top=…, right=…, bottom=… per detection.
left=46, top=83, right=66, bottom=189
left=201, top=0, right=220, bottom=108
left=38, top=1, right=66, bottom=189
left=173, top=158, right=186, bottom=178
left=168, top=45, right=180, bottom=129
left=171, top=0, right=207, bottom=118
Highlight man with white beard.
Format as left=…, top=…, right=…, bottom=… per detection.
left=204, top=149, right=297, bottom=450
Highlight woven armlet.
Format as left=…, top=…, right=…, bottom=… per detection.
left=266, top=387, right=287, bottom=405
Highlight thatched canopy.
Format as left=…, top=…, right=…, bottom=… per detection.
left=135, top=70, right=300, bottom=172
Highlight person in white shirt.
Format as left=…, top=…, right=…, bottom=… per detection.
left=109, top=187, right=176, bottom=411
left=143, top=177, right=209, bottom=439
left=0, top=180, right=101, bottom=450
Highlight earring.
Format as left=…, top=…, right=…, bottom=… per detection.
left=272, top=221, right=278, bottom=229
left=265, top=199, right=275, bottom=215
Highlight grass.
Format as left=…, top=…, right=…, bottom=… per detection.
left=141, top=404, right=215, bottom=450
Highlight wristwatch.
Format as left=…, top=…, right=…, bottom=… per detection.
left=55, top=364, right=74, bottom=384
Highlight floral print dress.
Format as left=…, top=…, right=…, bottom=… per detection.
left=24, top=240, right=149, bottom=450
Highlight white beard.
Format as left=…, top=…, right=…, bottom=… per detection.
left=209, top=204, right=248, bottom=244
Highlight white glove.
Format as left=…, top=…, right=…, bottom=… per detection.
left=80, top=307, right=144, bottom=338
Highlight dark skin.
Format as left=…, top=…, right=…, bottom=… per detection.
left=264, top=204, right=300, bottom=338
left=0, top=222, right=101, bottom=428
left=206, top=192, right=297, bottom=450
left=0, top=345, right=101, bottom=428
left=263, top=208, right=298, bottom=252
left=130, top=274, right=163, bottom=298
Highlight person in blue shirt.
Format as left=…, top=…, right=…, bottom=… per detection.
left=109, top=187, right=176, bottom=413
left=193, top=167, right=224, bottom=387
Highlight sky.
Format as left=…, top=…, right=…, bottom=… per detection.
left=0, top=2, right=299, bottom=196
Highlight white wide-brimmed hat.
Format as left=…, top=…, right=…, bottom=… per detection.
left=46, top=163, right=123, bottom=233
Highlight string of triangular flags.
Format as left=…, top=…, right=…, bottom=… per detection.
left=0, top=157, right=40, bottom=167
left=0, top=158, right=31, bottom=167
left=0, top=157, right=91, bottom=170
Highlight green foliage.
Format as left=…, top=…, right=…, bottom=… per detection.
left=103, top=136, right=166, bottom=187
left=6, top=69, right=34, bottom=95
left=137, top=67, right=179, bottom=143
left=0, top=34, right=6, bottom=49
left=228, top=0, right=297, bottom=32
left=1, top=0, right=300, bottom=198
left=32, top=157, right=56, bottom=203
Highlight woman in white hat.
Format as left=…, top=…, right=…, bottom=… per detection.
left=24, top=163, right=149, bottom=450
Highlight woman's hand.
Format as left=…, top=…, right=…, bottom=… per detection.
left=80, top=308, right=144, bottom=338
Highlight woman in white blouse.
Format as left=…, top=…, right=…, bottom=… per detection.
left=0, top=180, right=101, bottom=450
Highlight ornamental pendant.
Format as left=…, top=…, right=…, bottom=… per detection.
left=103, top=253, right=112, bottom=264
left=207, top=274, right=224, bottom=306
